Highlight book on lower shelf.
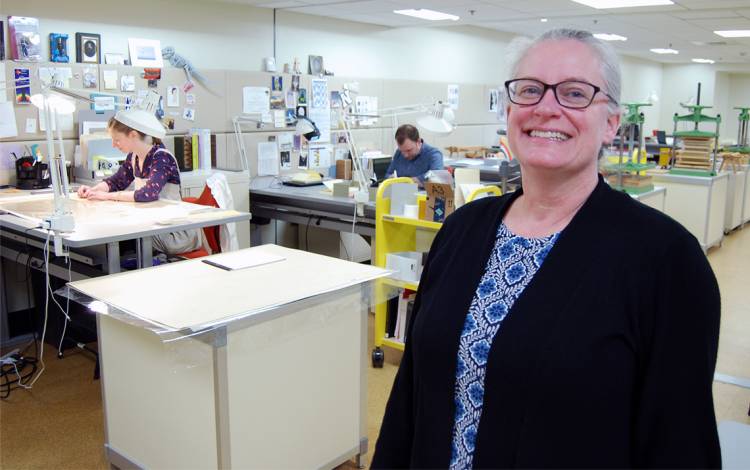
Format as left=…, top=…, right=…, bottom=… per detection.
left=386, top=288, right=416, bottom=343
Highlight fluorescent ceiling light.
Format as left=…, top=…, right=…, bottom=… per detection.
left=692, top=58, right=715, bottom=64
left=541, top=18, right=548, bottom=22
left=393, top=9, right=459, bottom=21
left=571, top=0, right=673, bottom=8
left=650, top=48, right=679, bottom=54
left=714, top=30, right=750, bottom=38
left=594, top=33, right=628, bottom=41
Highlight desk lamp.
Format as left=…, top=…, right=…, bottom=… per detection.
left=26, top=77, right=162, bottom=256
left=338, top=85, right=457, bottom=215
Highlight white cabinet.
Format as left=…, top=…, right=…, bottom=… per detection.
left=648, top=172, right=729, bottom=251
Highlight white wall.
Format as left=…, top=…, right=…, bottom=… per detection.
left=276, top=12, right=513, bottom=85
left=3, top=0, right=746, bottom=143
left=659, top=64, right=718, bottom=133
left=727, top=74, right=750, bottom=145
left=619, top=56, right=663, bottom=136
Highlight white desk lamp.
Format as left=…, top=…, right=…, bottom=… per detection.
left=337, top=85, right=457, bottom=215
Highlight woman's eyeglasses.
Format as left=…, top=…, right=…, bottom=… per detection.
left=504, top=78, right=618, bottom=109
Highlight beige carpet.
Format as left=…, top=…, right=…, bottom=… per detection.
left=1, top=228, right=748, bottom=469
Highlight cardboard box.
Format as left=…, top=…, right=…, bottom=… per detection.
left=336, top=159, right=352, bottom=180
left=424, top=182, right=454, bottom=222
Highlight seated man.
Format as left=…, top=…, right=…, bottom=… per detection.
left=385, top=124, right=444, bottom=182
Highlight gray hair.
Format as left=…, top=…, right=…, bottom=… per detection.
left=506, top=28, right=622, bottom=115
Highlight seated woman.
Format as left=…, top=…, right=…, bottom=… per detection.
left=77, top=109, right=202, bottom=255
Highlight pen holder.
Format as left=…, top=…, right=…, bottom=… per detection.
left=15, top=157, right=51, bottom=190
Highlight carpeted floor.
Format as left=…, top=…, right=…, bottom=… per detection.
left=1, top=227, right=748, bottom=469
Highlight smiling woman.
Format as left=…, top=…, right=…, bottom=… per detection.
left=372, top=28, right=721, bottom=469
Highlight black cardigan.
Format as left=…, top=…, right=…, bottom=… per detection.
left=371, top=177, right=721, bottom=469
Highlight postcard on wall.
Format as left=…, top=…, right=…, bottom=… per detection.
left=186, top=93, right=196, bottom=105
left=183, top=108, right=195, bottom=121
left=83, top=68, right=98, bottom=88
left=167, top=86, right=180, bottom=107
left=103, top=70, right=118, bottom=90
left=278, top=132, right=293, bottom=151
left=273, top=110, right=285, bottom=128
left=311, top=78, right=328, bottom=109
left=121, top=75, right=136, bottom=92
left=488, top=88, right=498, bottom=113
left=280, top=151, right=291, bottom=169
left=308, top=145, right=332, bottom=169
left=298, top=152, right=308, bottom=169
left=447, top=84, right=459, bottom=110
left=243, top=87, right=270, bottom=114
left=14, top=68, right=31, bottom=105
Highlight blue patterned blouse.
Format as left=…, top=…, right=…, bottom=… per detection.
left=450, top=222, right=559, bottom=469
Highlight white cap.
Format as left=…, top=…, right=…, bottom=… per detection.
left=113, top=109, right=166, bottom=139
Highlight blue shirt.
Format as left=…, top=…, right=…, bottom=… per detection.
left=450, top=222, right=559, bottom=469
left=385, top=141, right=443, bottom=180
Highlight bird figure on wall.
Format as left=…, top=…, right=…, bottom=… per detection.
left=161, top=46, right=222, bottom=96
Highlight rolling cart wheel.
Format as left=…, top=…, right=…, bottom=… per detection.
left=372, top=347, right=385, bottom=368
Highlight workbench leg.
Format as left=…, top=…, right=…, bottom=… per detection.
left=106, top=243, right=120, bottom=274
left=138, top=237, right=153, bottom=269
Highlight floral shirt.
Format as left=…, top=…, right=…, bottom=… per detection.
left=450, top=222, right=559, bottom=469
left=104, top=144, right=180, bottom=202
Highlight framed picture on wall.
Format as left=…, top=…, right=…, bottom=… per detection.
left=128, top=38, right=163, bottom=67
left=75, top=32, right=101, bottom=63
left=50, top=33, right=69, bottom=63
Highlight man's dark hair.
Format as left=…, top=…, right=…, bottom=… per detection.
left=395, top=124, right=420, bottom=145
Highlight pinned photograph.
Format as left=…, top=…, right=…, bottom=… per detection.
left=186, top=93, right=196, bottom=105
left=83, top=69, right=98, bottom=88
left=488, top=88, right=498, bottom=113
left=308, top=55, right=324, bottom=75
left=291, top=75, right=300, bottom=92
left=121, top=75, right=136, bottom=92
left=280, top=151, right=291, bottom=168
left=167, top=86, right=180, bottom=107
left=271, top=76, right=283, bottom=91
left=296, top=105, right=307, bottom=118
left=183, top=108, right=195, bottom=121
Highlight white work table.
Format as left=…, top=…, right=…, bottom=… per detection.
left=646, top=171, right=729, bottom=251
left=0, top=191, right=251, bottom=273
left=630, top=186, right=666, bottom=212
left=66, top=244, right=390, bottom=469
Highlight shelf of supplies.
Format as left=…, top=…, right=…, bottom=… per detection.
left=382, top=214, right=442, bottom=231
left=382, top=277, right=419, bottom=292
left=382, top=337, right=405, bottom=351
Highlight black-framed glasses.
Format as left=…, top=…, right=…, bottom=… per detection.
left=504, top=78, right=617, bottom=109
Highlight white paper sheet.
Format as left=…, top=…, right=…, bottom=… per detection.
left=38, top=109, right=74, bottom=132
left=308, top=145, right=332, bottom=169
left=0, top=62, right=7, bottom=103
left=243, top=87, right=270, bottom=114
left=257, top=141, right=279, bottom=176
left=82, top=121, right=108, bottom=135
left=273, top=110, right=285, bottom=128
left=25, top=118, right=37, bottom=133
left=355, top=96, right=378, bottom=126
left=103, top=70, right=118, bottom=90
left=0, top=102, right=18, bottom=138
